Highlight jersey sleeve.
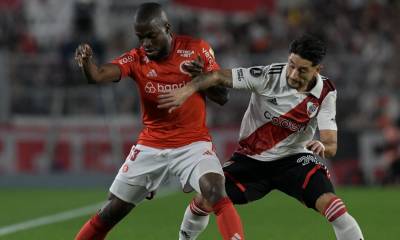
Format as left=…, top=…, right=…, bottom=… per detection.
left=198, top=40, right=220, bottom=72
left=317, top=90, right=338, bottom=130
left=231, top=66, right=269, bottom=93
left=110, top=51, right=135, bottom=79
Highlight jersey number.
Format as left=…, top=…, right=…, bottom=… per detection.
left=130, top=149, right=141, bottom=161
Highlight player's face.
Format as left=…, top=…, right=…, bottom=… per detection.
left=135, top=20, right=171, bottom=60
left=286, top=53, right=320, bottom=91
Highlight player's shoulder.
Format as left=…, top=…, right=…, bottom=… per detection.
left=118, top=48, right=140, bottom=59
left=114, top=48, right=147, bottom=65
left=320, top=75, right=336, bottom=91
left=266, top=62, right=286, bottom=73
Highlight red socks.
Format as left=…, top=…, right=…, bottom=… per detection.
left=323, top=197, right=347, bottom=222
left=212, top=197, right=245, bottom=240
left=75, top=213, right=113, bottom=240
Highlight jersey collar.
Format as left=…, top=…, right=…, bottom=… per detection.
left=308, top=74, right=323, bottom=98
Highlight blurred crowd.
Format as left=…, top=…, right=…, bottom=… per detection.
left=0, top=0, right=399, bottom=182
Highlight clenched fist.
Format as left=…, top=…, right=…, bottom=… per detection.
left=74, top=43, right=93, bottom=67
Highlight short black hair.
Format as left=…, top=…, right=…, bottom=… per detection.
left=135, top=2, right=166, bottom=24
left=289, top=34, right=326, bottom=66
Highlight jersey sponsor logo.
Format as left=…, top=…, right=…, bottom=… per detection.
left=145, top=82, right=157, bottom=93
left=144, top=81, right=187, bottom=94
left=296, top=155, right=329, bottom=176
left=202, top=47, right=215, bottom=71
left=264, top=111, right=306, bottom=132
left=236, top=69, right=244, bottom=81
left=250, top=67, right=263, bottom=77
left=179, top=60, right=192, bottom=75
left=177, top=49, right=195, bottom=58
left=146, top=69, right=158, bottom=78
left=306, top=102, right=319, bottom=118
left=118, top=55, right=134, bottom=65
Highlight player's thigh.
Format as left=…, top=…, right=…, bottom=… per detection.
left=224, top=154, right=272, bottom=204
left=302, top=170, right=335, bottom=209
left=169, top=141, right=224, bottom=193
left=189, top=157, right=224, bottom=194
left=113, top=145, right=170, bottom=197
left=109, top=179, right=150, bottom=205
left=276, top=154, right=334, bottom=210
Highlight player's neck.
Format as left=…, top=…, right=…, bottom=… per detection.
left=156, top=34, right=174, bottom=61
left=302, top=77, right=317, bottom=93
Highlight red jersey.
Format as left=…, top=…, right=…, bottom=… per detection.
left=111, top=35, right=220, bottom=148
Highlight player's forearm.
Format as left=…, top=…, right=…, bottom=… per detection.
left=191, top=70, right=233, bottom=92
left=322, top=142, right=337, bottom=158
left=81, top=60, right=103, bottom=83
left=81, top=61, right=120, bottom=84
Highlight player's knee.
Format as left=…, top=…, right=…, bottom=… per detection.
left=199, top=173, right=226, bottom=204
left=193, top=194, right=213, bottom=212
left=315, top=192, right=337, bottom=214
left=99, top=193, right=135, bottom=225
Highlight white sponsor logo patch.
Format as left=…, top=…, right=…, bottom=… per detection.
left=144, top=81, right=187, bottom=94
left=118, top=55, right=134, bottom=64
left=177, top=49, right=195, bottom=58
left=202, top=47, right=215, bottom=71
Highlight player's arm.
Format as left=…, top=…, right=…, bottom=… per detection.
left=306, top=130, right=337, bottom=158
left=158, top=70, right=232, bottom=112
left=75, top=43, right=121, bottom=84
left=308, top=89, right=338, bottom=158
left=320, top=130, right=337, bottom=157
left=182, top=56, right=230, bottom=105
left=158, top=65, right=271, bottom=112
left=203, top=86, right=229, bottom=105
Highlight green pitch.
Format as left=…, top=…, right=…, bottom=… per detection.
left=0, top=187, right=398, bottom=239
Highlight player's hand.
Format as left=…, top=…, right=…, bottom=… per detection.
left=306, top=140, right=326, bottom=158
left=74, top=43, right=93, bottom=67
left=157, top=85, right=196, bottom=113
left=182, top=55, right=204, bottom=77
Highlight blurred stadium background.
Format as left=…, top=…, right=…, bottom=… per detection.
left=0, top=0, right=399, bottom=239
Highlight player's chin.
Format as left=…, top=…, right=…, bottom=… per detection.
left=145, top=50, right=160, bottom=59
left=287, top=79, right=299, bottom=89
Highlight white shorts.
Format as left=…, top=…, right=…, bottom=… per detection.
left=109, top=141, right=223, bottom=204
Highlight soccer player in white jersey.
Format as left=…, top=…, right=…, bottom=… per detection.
left=158, top=34, right=364, bottom=240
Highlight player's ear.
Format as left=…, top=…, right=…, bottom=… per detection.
left=315, top=64, right=322, bottom=74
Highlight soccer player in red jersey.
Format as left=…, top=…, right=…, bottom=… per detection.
left=159, top=34, right=364, bottom=240
left=74, top=2, right=244, bottom=240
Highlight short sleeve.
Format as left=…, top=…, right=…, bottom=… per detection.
left=231, top=66, right=269, bottom=93
left=317, top=90, right=338, bottom=130
left=110, top=52, right=135, bottom=79
left=199, top=40, right=220, bottom=72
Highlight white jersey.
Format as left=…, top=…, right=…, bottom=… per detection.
left=231, top=63, right=337, bottom=161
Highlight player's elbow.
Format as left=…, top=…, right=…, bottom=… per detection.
left=217, top=90, right=229, bottom=105
left=205, top=86, right=230, bottom=105
left=212, top=94, right=229, bottom=106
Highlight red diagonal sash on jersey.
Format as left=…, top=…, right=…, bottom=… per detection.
left=238, top=96, right=315, bottom=155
